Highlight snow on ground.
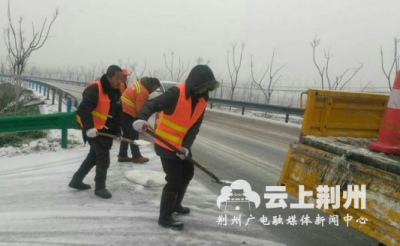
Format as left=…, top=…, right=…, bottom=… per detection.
left=0, top=143, right=284, bottom=246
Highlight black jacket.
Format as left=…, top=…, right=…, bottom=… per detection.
left=78, top=75, right=122, bottom=136
left=137, top=86, right=206, bottom=159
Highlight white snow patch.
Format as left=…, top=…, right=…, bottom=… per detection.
left=125, top=169, right=166, bottom=187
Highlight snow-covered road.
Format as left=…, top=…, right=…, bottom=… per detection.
left=0, top=144, right=284, bottom=246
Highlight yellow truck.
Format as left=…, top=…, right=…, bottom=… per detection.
left=278, top=89, right=400, bottom=246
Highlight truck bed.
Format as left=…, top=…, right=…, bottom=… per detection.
left=300, top=136, right=400, bottom=176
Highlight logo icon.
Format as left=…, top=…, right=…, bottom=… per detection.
left=217, top=180, right=260, bottom=211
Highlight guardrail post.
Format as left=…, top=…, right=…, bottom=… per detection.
left=70, top=98, right=76, bottom=110
left=43, top=84, right=47, bottom=96
left=61, top=128, right=68, bottom=148
left=58, top=91, right=63, bottom=112
left=46, top=85, right=50, bottom=100
left=35, top=82, right=38, bottom=91
left=66, top=98, right=72, bottom=113
left=285, top=114, right=289, bottom=123
left=210, top=102, right=213, bottom=109
left=52, top=88, right=56, bottom=105
left=39, top=83, right=42, bottom=93
left=241, top=106, right=245, bottom=115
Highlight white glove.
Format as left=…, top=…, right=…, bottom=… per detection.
left=86, top=128, right=98, bottom=138
left=176, top=147, right=189, bottom=160
left=133, top=120, right=149, bottom=133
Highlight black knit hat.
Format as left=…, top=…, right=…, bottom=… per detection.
left=185, top=65, right=219, bottom=98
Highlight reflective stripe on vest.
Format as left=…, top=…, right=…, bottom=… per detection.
left=158, top=113, right=188, bottom=133
left=121, top=96, right=135, bottom=107
left=155, top=83, right=207, bottom=151
left=134, top=82, right=141, bottom=93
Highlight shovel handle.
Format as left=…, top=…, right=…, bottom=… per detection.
left=97, top=132, right=138, bottom=145
left=145, top=127, right=223, bottom=184
left=97, top=132, right=119, bottom=139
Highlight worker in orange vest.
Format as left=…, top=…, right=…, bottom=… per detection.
left=133, top=65, right=219, bottom=230
left=118, top=77, right=160, bottom=163
left=120, top=68, right=129, bottom=94
left=69, top=65, right=123, bottom=199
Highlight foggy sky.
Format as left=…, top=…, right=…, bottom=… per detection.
left=1, top=0, right=400, bottom=90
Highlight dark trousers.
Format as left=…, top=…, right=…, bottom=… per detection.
left=74, top=137, right=112, bottom=190
left=161, top=157, right=195, bottom=193
left=118, top=112, right=141, bottom=159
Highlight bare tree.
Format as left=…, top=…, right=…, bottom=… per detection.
left=227, top=43, right=245, bottom=100
left=74, top=66, right=82, bottom=82
left=129, top=61, right=147, bottom=81
left=310, top=37, right=363, bottom=90
left=250, top=49, right=286, bottom=105
left=219, top=79, right=224, bottom=99
left=310, top=37, right=326, bottom=89
left=0, top=57, right=6, bottom=75
left=3, top=0, right=58, bottom=113
left=380, top=36, right=400, bottom=90
left=163, top=52, right=190, bottom=81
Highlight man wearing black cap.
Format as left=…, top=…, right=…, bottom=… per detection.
left=69, top=65, right=123, bottom=199
left=133, top=65, right=219, bottom=230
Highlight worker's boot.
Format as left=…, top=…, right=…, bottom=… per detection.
left=132, top=156, right=149, bottom=164
left=158, top=189, right=184, bottom=230
left=95, top=188, right=112, bottom=199
left=94, top=172, right=111, bottom=199
left=131, top=144, right=149, bottom=163
left=68, top=173, right=91, bottom=190
left=174, top=185, right=190, bottom=214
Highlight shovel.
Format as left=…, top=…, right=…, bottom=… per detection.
left=145, top=126, right=232, bottom=185
left=97, top=132, right=151, bottom=146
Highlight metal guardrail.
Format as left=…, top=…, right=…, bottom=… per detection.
left=0, top=73, right=87, bottom=87
left=24, top=78, right=79, bottom=110
left=0, top=74, right=81, bottom=110
left=0, top=112, right=79, bottom=148
left=209, top=98, right=304, bottom=123
left=1, top=73, right=305, bottom=123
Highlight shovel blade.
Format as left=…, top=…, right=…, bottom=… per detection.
left=133, top=139, right=152, bottom=146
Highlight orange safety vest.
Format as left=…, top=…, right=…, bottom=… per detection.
left=155, top=83, right=207, bottom=151
left=120, top=81, right=149, bottom=117
left=77, top=81, right=110, bottom=130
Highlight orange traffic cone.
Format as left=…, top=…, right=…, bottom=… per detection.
left=368, top=70, right=400, bottom=155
